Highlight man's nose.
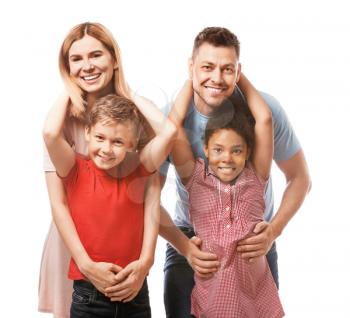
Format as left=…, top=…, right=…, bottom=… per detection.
left=211, top=68, right=223, bottom=84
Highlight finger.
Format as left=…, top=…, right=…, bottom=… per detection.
left=253, top=221, right=269, bottom=234
left=106, top=288, right=131, bottom=299
left=108, top=264, right=123, bottom=276
left=114, top=268, right=132, bottom=283
left=238, top=234, right=266, bottom=246
left=237, top=243, right=262, bottom=252
left=240, top=250, right=264, bottom=259
left=190, top=236, right=202, bottom=247
left=192, top=257, right=220, bottom=268
left=105, top=281, right=130, bottom=293
left=195, top=271, right=215, bottom=279
left=122, top=291, right=136, bottom=302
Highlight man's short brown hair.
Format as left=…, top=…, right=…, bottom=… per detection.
left=193, top=27, right=240, bottom=58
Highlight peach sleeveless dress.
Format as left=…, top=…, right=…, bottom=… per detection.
left=38, top=118, right=87, bottom=318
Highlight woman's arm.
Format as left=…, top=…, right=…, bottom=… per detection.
left=237, top=73, right=273, bottom=179
left=168, top=80, right=196, bottom=185
left=42, top=93, right=75, bottom=177
left=133, top=95, right=177, bottom=172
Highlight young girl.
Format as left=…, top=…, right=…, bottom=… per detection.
left=43, top=93, right=176, bottom=317
left=169, top=74, right=284, bottom=317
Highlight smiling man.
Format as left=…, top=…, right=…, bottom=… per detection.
left=158, top=27, right=311, bottom=318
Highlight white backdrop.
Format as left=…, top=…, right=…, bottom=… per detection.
left=0, top=0, right=349, bottom=317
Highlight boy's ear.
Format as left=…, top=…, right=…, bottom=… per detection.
left=85, top=126, right=90, bottom=142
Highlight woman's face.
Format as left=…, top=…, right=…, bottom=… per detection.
left=68, top=35, right=116, bottom=96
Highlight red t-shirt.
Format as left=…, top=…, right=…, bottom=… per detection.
left=62, top=155, right=151, bottom=280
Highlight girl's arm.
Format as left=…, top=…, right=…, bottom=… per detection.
left=105, top=172, right=161, bottom=301
left=168, top=80, right=196, bottom=185
left=42, top=93, right=75, bottom=177
left=237, top=73, right=273, bottom=180
left=132, top=94, right=177, bottom=172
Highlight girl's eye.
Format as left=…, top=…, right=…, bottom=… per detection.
left=95, top=135, right=103, bottom=141
left=233, top=149, right=242, bottom=154
left=213, top=148, right=222, bottom=153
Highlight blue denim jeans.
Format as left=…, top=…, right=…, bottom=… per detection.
left=70, top=279, right=151, bottom=318
left=163, top=227, right=279, bottom=318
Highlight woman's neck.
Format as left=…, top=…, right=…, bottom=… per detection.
left=86, top=81, right=115, bottom=109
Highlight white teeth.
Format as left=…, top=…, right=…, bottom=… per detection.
left=83, top=74, right=100, bottom=80
left=207, top=87, right=222, bottom=93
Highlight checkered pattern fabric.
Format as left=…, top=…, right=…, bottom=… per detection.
left=186, top=159, right=284, bottom=318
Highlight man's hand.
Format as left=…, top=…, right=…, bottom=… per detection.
left=82, top=261, right=122, bottom=294
left=104, top=259, right=150, bottom=302
left=185, top=236, right=219, bottom=278
left=237, top=221, right=277, bottom=262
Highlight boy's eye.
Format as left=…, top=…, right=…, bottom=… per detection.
left=213, top=148, right=222, bottom=153
left=113, top=140, right=123, bottom=146
left=95, top=135, right=104, bottom=141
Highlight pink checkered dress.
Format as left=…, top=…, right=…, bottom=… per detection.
left=186, top=158, right=284, bottom=318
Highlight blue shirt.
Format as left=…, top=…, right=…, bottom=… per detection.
left=160, top=88, right=300, bottom=228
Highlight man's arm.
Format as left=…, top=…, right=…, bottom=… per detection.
left=158, top=174, right=219, bottom=277
left=237, top=149, right=311, bottom=260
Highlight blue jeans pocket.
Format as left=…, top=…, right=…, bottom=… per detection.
left=72, top=281, right=93, bottom=305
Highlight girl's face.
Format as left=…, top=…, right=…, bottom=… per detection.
left=204, top=128, right=249, bottom=183
left=68, top=35, right=116, bottom=97
left=85, top=120, right=138, bottom=177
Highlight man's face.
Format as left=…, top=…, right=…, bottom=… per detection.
left=189, top=42, right=241, bottom=114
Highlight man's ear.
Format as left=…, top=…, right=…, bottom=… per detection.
left=235, top=63, right=242, bottom=84
left=188, top=58, right=194, bottom=80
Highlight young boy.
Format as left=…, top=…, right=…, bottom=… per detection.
left=43, top=93, right=176, bottom=318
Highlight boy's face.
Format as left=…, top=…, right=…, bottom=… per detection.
left=85, top=120, right=138, bottom=175
left=204, top=129, right=249, bottom=183
left=189, top=42, right=241, bottom=114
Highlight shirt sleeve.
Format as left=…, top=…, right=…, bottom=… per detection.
left=185, top=158, right=205, bottom=193
left=261, top=92, right=301, bottom=162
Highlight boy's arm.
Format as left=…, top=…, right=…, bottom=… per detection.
left=105, top=173, right=160, bottom=301
left=237, top=73, right=273, bottom=179
left=168, top=80, right=196, bottom=185
left=42, top=92, right=75, bottom=177
left=45, top=172, right=122, bottom=293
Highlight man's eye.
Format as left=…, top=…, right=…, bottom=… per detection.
left=224, top=68, right=234, bottom=74
left=202, top=65, right=211, bottom=70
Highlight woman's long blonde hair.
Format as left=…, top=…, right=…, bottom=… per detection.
left=59, top=22, right=130, bottom=118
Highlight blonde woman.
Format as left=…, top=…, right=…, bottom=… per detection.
left=39, top=22, right=160, bottom=318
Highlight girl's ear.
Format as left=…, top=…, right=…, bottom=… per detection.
left=203, top=144, right=209, bottom=158
left=246, top=147, right=251, bottom=161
